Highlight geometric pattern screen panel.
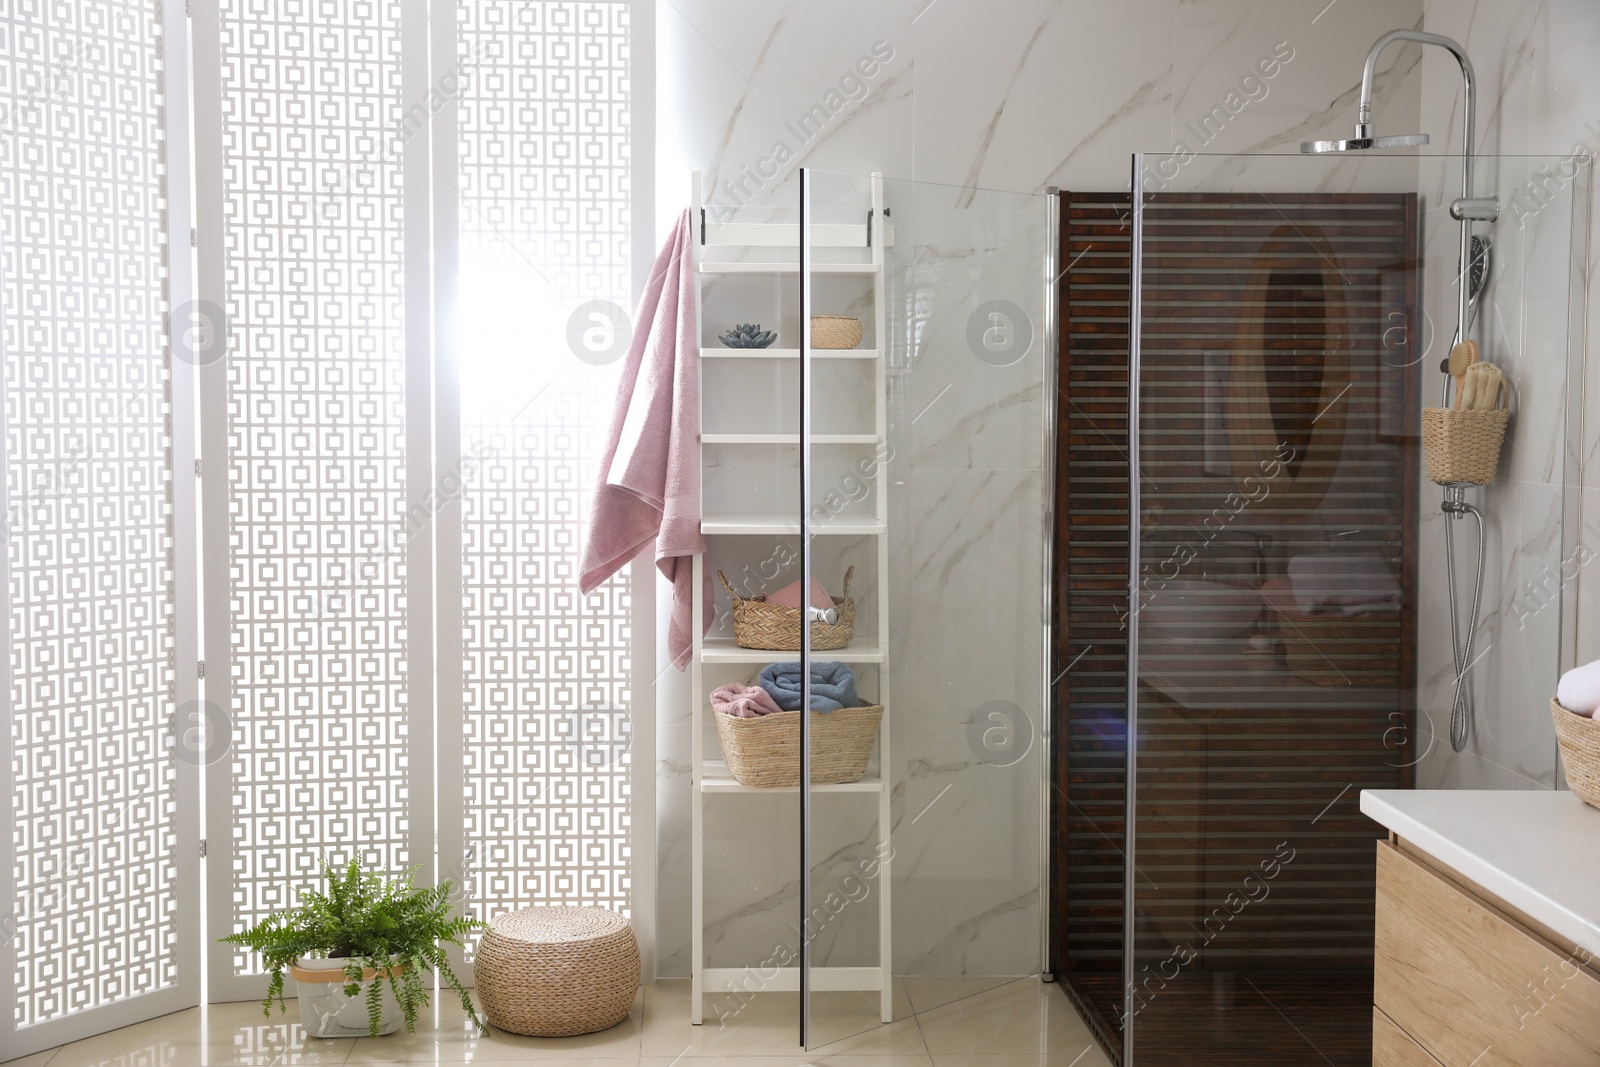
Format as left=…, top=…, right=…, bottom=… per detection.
left=216, top=0, right=413, bottom=975
left=1, top=0, right=179, bottom=1027
left=453, top=0, right=632, bottom=931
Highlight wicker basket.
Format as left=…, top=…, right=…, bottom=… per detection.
left=714, top=704, right=883, bottom=787
left=718, top=567, right=856, bottom=651
left=474, top=906, right=640, bottom=1037
left=1422, top=406, right=1509, bottom=486
left=811, top=315, right=863, bottom=350
left=1552, top=698, right=1600, bottom=809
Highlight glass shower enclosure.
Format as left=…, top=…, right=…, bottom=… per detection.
left=1052, top=150, right=1584, bottom=1065
left=689, top=167, right=1054, bottom=1049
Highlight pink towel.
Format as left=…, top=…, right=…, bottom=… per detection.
left=766, top=575, right=834, bottom=611
left=711, top=683, right=784, bottom=719
left=579, top=209, right=709, bottom=669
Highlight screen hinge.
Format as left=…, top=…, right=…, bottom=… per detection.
left=197, top=660, right=205, bottom=679
left=199, top=838, right=207, bottom=857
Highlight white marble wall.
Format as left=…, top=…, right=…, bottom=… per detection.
left=1407, top=1, right=1600, bottom=790
left=650, top=0, right=1600, bottom=984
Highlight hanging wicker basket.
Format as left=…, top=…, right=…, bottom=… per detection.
left=717, top=567, right=856, bottom=651
left=713, top=704, right=883, bottom=787
left=1552, top=698, right=1600, bottom=809
left=1421, top=405, right=1509, bottom=486
left=811, top=315, right=864, bottom=350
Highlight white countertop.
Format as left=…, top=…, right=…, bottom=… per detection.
left=1361, top=788, right=1600, bottom=954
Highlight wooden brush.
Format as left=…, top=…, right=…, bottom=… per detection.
left=1450, top=339, right=1478, bottom=409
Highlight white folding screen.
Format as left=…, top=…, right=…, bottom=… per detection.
left=1, top=0, right=643, bottom=1034
left=193, top=0, right=437, bottom=999
left=0, top=0, right=200, bottom=1056
left=191, top=0, right=643, bottom=999
left=437, top=0, right=636, bottom=938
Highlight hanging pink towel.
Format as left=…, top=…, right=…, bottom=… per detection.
left=579, top=209, right=709, bottom=669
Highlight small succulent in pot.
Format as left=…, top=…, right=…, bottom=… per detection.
left=221, top=858, right=485, bottom=1038
left=719, top=323, right=778, bottom=349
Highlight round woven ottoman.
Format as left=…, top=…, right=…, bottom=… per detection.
left=474, top=906, right=640, bottom=1037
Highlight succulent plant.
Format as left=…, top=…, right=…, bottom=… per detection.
left=719, top=323, right=778, bottom=349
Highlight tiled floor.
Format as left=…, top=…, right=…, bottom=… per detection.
left=5, top=978, right=1111, bottom=1067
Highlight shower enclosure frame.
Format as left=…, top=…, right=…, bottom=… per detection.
left=1106, top=148, right=1590, bottom=1067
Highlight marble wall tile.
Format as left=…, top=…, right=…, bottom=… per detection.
left=1410, top=0, right=1599, bottom=790
left=651, top=0, right=1599, bottom=984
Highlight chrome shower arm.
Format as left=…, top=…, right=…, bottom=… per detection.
left=1357, top=29, right=1476, bottom=202
left=1358, top=28, right=1478, bottom=344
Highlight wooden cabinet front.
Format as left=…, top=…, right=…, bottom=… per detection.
left=1374, top=840, right=1600, bottom=1066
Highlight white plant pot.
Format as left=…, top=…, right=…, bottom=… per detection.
left=291, top=956, right=406, bottom=1039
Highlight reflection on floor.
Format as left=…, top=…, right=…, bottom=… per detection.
left=1068, top=969, right=1373, bottom=1066
left=5, top=977, right=1112, bottom=1067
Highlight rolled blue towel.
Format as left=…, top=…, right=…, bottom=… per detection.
left=758, top=660, right=858, bottom=713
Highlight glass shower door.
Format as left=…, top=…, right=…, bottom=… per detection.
left=1124, top=151, right=1583, bottom=1065
left=799, top=169, right=1054, bottom=1049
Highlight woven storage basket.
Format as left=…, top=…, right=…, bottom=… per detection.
left=811, top=315, right=863, bottom=350
left=714, top=704, right=883, bottom=787
left=718, top=567, right=855, bottom=651
left=474, top=905, right=640, bottom=1037
left=1422, top=405, right=1509, bottom=486
left=1552, top=698, right=1600, bottom=809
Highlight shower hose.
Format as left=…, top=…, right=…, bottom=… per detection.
left=1442, top=489, right=1486, bottom=752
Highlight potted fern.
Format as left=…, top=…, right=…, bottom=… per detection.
left=221, top=859, right=486, bottom=1039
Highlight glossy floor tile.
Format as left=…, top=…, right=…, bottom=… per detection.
left=6, top=978, right=1109, bottom=1067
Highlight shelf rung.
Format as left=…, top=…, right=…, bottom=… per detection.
left=700, top=638, right=886, bottom=664
left=701, top=221, right=897, bottom=248
left=700, top=775, right=886, bottom=794
left=702, top=966, right=885, bottom=993
left=700, top=514, right=885, bottom=536
left=701, top=433, right=879, bottom=445
left=701, top=347, right=879, bottom=360
left=699, top=261, right=881, bottom=275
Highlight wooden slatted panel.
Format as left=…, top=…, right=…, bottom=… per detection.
left=1051, top=192, right=1420, bottom=1065
left=1052, top=192, right=1132, bottom=1058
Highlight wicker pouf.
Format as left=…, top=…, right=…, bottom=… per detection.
left=474, top=906, right=640, bottom=1037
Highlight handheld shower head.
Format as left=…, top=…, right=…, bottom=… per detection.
left=1301, top=131, right=1429, bottom=153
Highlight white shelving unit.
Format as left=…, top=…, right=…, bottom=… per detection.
left=687, top=172, right=894, bottom=1024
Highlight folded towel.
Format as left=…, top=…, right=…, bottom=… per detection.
left=1557, top=659, right=1600, bottom=716
left=1286, top=554, right=1401, bottom=615
left=711, top=683, right=785, bottom=718
left=759, top=660, right=859, bottom=713
left=766, top=575, right=834, bottom=611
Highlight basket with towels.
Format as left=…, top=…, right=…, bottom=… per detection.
left=1553, top=659, right=1600, bottom=808
left=1422, top=347, right=1508, bottom=486
left=718, top=568, right=856, bottom=651
left=710, top=661, right=881, bottom=787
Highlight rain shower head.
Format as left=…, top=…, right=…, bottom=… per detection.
left=1301, top=130, right=1429, bottom=153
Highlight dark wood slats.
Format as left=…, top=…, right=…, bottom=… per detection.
left=1050, top=191, right=1420, bottom=1066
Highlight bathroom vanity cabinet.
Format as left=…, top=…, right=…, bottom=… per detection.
left=1364, top=790, right=1600, bottom=1066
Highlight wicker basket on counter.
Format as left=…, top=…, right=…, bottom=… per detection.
left=1552, top=697, right=1600, bottom=809
left=714, top=704, right=883, bottom=788
left=718, top=566, right=855, bottom=651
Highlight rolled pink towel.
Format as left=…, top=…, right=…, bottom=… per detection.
left=766, top=575, right=834, bottom=611
left=711, top=682, right=784, bottom=718
left=1557, top=659, right=1600, bottom=717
